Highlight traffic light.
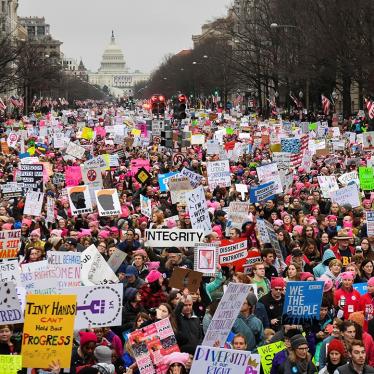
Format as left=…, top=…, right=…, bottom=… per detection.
left=150, top=95, right=166, bottom=116
left=176, top=94, right=187, bottom=119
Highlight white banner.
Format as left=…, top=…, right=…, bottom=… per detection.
left=145, top=229, right=204, bottom=247
left=186, top=186, right=212, bottom=235
left=330, top=184, right=360, bottom=208
left=256, top=163, right=283, bottom=194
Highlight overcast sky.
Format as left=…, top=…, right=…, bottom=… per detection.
left=18, top=0, right=232, bottom=74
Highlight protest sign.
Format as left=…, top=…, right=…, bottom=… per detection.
left=249, top=181, right=276, bottom=203
left=218, top=238, right=248, bottom=265
left=168, top=175, right=193, bottom=204
left=53, top=132, right=64, bottom=148
left=235, top=184, right=248, bottom=200
left=82, top=166, right=103, bottom=190
left=145, top=229, right=204, bottom=247
left=258, top=341, right=286, bottom=374
left=46, top=196, right=55, bottom=223
left=60, top=284, right=123, bottom=329
left=67, top=185, right=93, bottom=215
left=366, top=211, right=374, bottom=237
left=190, top=346, right=260, bottom=374
left=81, top=244, right=119, bottom=285
left=46, top=251, right=81, bottom=289
left=65, top=165, right=82, bottom=186
left=95, top=189, right=121, bottom=216
left=180, top=167, right=204, bottom=188
left=330, top=184, right=360, bottom=208
left=22, top=294, right=76, bottom=368
left=0, top=259, right=21, bottom=284
left=194, top=243, right=218, bottom=276
left=317, top=176, right=339, bottom=198
left=228, top=201, right=249, bottom=229
left=202, top=282, right=252, bottom=347
left=206, top=139, right=221, bottom=154
left=256, top=219, right=283, bottom=260
left=140, top=194, right=152, bottom=218
left=256, top=163, right=283, bottom=194
left=282, top=281, right=324, bottom=324
left=169, top=267, right=203, bottom=293
left=66, top=141, right=85, bottom=159
left=52, top=173, right=65, bottom=185
left=130, top=158, right=151, bottom=174
left=186, top=186, right=212, bottom=235
left=0, top=230, right=21, bottom=259
left=134, top=167, right=151, bottom=185
left=272, top=152, right=291, bottom=170
left=338, top=171, right=360, bottom=186
left=359, top=167, right=374, bottom=190
left=353, top=283, right=368, bottom=295
left=6, top=132, right=18, bottom=148
left=207, top=160, right=231, bottom=189
left=129, top=318, right=179, bottom=374
left=0, top=182, right=24, bottom=199
left=0, top=282, right=23, bottom=323
left=0, top=355, right=22, bottom=374
left=281, top=137, right=301, bottom=153
left=107, top=249, right=127, bottom=273
left=20, top=164, right=43, bottom=192
left=158, top=171, right=179, bottom=192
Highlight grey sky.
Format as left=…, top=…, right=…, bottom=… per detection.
left=18, top=0, right=232, bottom=74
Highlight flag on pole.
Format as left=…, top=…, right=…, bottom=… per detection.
left=321, top=94, right=331, bottom=115
left=10, top=96, right=20, bottom=108
left=0, top=97, right=6, bottom=111
left=365, top=98, right=374, bottom=120
left=290, top=93, right=303, bottom=109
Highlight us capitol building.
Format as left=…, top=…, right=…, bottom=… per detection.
left=88, top=31, right=149, bottom=97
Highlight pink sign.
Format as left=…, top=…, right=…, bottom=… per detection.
left=95, top=127, right=106, bottom=137
left=65, top=166, right=82, bottom=187
left=130, top=159, right=151, bottom=174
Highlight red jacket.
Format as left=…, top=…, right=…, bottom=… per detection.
left=334, top=287, right=362, bottom=320
left=360, top=292, right=374, bottom=332
left=139, top=284, right=167, bottom=310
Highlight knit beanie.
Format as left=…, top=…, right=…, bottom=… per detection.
left=327, top=339, right=345, bottom=356
left=348, top=311, right=364, bottom=327
left=79, top=331, right=97, bottom=346
left=290, top=334, right=308, bottom=350
left=94, top=345, right=112, bottom=364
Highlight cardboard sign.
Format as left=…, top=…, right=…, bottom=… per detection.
left=366, top=211, right=374, bottom=237
left=145, top=229, right=204, bottom=247
left=130, top=158, right=151, bottom=174
left=228, top=201, right=249, bottom=229
left=338, top=171, right=360, bottom=186
left=330, top=184, right=360, bottom=208
left=218, top=238, right=248, bottom=265
left=168, top=175, right=193, bottom=204
left=0, top=355, right=22, bottom=374
left=158, top=171, right=178, bottom=192
left=258, top=341, right=285, bottom=374
left=202, top=282, right=252, bottom=347
left=0, top=282, right=23, bottom=323
left=169, top=267, right=203, bottom=293
left=66, top=141, right=85, bottom=159
left=60, top=284, right=123, bottom=329
left=22, top=294, right=76, bottom=368
left=107, top=249, right=127, bottom=273
left=207, top=160, right=231, bottom=189
left=67, top=185, right=93, bottom=215
left=256, top=219, right=283, bottom=260
left=81, top=245, right=119, bottom=285
left=129, top=318, right=179, bottom=374
left=0, top=259, right=21, bottom=284
left=53, top=132, right=65, bottom=148
left=180, top=167, right=203, bottom=188
left=95, top=189, right=121, bottom=216
left=190, top=346, right=260, bottom=374
left=282, top=281, right=324, bottom=324
left=250, top=181, right=276, bottom=203
left=0, top=182, right=24, bottom=199
left=317, top=176, right=339, bottom=198
left=194, top=243, right=218, bottom=276
left=140, top=194, right=152, bottom=218
left=0, top=230, right=21, bottom=259
left=359, top=167, right=374, bottom=190
left=20, top=164, right=43, bottom=192
left=272, top=152, right=291, bottom=171
left=23, top=191, right=44, bottom=217
left=46, top=196, right=55, bottom=224
left=256, top=163, right=283, bottom=194
left=186, top=186, right=212, bottom=235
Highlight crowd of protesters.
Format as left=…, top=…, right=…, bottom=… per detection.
left=0, top=101, right=374, bottom=374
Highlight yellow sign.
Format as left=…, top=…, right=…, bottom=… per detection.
left=22, top=294, right=77, bottom=369
left=0, top=355, right=22, bottom=374
left=257, top=341, right=285, bottom=374
left=131, top=128, right=141, bottom=136
left=81, top=127, right=94, bottom=140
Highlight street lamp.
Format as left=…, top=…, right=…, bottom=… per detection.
left=192, top=61, right=197, bottom=65
left=270, top=23, right=298, bottom=29
left=298, top=90, right=303, bottom=99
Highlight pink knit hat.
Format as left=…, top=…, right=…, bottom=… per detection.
left=146, top=261, right=160, bottom=271
left=2, top=223, right=12, bottom=230
left=98, top=230, right=110, bottom=239
left=22, top=218, right=32, bottom=227
left=368, top=277, right=374, bottom=287
left=51, top=229, right=62, bottom=237
left=146, top=270, right=162, bottom=283
left=293, top=225, right=303, bottom=235
left=162, top=352, right=189, bottom=368
left=30, top=229, right=40, bottom=237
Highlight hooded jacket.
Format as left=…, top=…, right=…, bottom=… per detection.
left=313, top=249, right=336, bottom=278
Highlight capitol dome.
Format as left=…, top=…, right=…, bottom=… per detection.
left=98, top=31, right=127, bottom=73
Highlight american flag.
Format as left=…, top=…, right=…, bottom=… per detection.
left=290, top=134, right=309, bottom=167
left=321, top=94, right=331, bottom=115
left=10, top=96, right=20, bottom=108
left=365, top=98, right=374, bottom=119
left=0, top=98, right=6, bottom=111
left=267, top=96, right=278, bottom=115
left=290, top=93, right=303, bottom=109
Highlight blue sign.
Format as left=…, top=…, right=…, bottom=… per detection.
left=249, top=181, right=276, bottom=203
left=353, top=283, right=368, bottom=295
left=158, top=172, right=178, bottom=192
left=282, top=281, right=324, bottom=324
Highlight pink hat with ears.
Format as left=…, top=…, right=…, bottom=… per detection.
left=146, top=261, right=160, bottom=271
left=30, top=229, right=41, bottom=237
left=98, top=230, right=110, bottom=239
left=250, top=171, right=257, bottom=176
left=87, top=213, right=98, bottom=221
left=295, top=182, right=304, bottom=190
left=293, top=176, right=299, bottom=181
left=162, top=352, right=190, bottom=369
left=212, top=225, right=223, bottom=239
left=293, top=225, right=303, bottom=235
left=22, top=218, right=32, bottom=227
left=2, top=223, right=12, bottom=230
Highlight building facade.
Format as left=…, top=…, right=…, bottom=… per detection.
left=89, top=32, right=149, bottom=97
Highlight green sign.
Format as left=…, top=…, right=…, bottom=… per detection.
left=359, top=167, right=374, bottom=190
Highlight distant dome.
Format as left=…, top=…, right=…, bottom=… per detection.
left=99, top=31, right=127, bottom=73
